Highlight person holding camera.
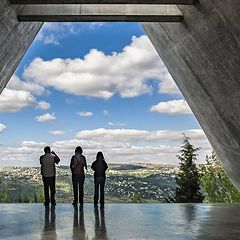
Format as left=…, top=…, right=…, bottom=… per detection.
left=40, top=146, right=60, bottom=206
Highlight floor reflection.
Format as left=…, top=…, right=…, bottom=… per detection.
left=72, top=205, right=86, bottom=240
left=184, top=204, right=196, bottom=223
left=197, top=204, right=240, bottom=239
left=1, top=204, right=240, bottom=239
left=93, top=207, right=108, bottom=240
left=41, top=206, right=56, bottom=240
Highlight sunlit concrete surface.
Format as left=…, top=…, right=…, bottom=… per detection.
left=0, top=204, right=240, bottom=239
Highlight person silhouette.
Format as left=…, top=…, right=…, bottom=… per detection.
left=70, top=146, right=87, bottom=206
left=72, top=206, right=86, bottom=240
left=93, top=206, right=107, bottom=240
left=40, top=146, right=60, bottom=206
left=41, top=206, right=56, bottom=240
left=91, top=152, right=108, bottom=208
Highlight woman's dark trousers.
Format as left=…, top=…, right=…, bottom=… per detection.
left=43, top=176, right=56, bottom=205
left=72, top=175, right=85, bottom=204
left=94, top=177, right=106, bottom=206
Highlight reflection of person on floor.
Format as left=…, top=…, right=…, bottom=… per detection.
left=93, top=206, right=108, bottom=240
left=91, top=152, right=108, bottom=207
left=41, top=206, right=56, bottom=240
left=72, top=205, right=86, bottom=240
left=40, top=146, right=60, bottom=206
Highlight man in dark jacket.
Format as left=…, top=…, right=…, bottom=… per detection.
left=70, top=146, right=87, bottom=206
left=91, top=151, right=108, bottom=207
left=40, top=146, right=60, bottom=206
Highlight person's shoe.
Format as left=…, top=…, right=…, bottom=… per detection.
left=51, top=202, right=56, bottom=206
left=100, top=204, right=104, bottom=209
left=44, top=202, right=49, bottom=207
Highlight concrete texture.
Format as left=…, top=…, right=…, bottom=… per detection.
left=143, top=0, right=240, bottom=188
left=11, top=0, right=195, bottom=4
left=0, top=0, right=42, bottom=94
left=17, top=4, right=183, bottom=22
left=1, top=203, right=240, bottom=239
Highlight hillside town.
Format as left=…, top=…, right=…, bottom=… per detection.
left=0, top=164, right=178, bottom=203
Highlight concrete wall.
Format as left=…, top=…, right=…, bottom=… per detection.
left=0, top=0, right=42, bottom=93
left=143, top=0, right=240, bottom=187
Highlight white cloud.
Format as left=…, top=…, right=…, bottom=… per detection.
left=7, top=74, right=45, bottom=95
left=23, top=35, right=180, bottom=99
left=0, top=123, right=6, bottom=133
left=77, top=111, right=93, bottom=117
left=37, top=101, right=51, bottom=110
left=43, top=33, right=60, bottom=45
left=108, top=121, right=126, bottom=127
left=37, top=22, right=105, bottom=46
left=0, top=128, right=211, bottom=166
left=0, top=88, right=37, bottom=112
left=150, top=99, right=192, bottom=115
left=36, top=113, right=56, bottom=122
left=75, top=128, right=207, bottom=144
left=0, top=75, right=48, bottom=112
left=49, top=130, right=66, bottom=136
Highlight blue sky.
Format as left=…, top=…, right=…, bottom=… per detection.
left=0, top=22, right=211, bottom=166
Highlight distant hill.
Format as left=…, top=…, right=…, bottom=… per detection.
left=109, top=164, right=145, bottom=171
left=58, top=165, right=69, bottom=170
left=58, top=163, right=179, bottom=171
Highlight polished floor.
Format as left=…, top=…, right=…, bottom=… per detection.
left=0, top=203, right=240, bottom=239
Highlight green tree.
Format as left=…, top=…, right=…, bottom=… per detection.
left=0, top=177, right=9, bottom=203
left=38, top=187, right=45, bottom=203
left=175, top=136, right=204, bottom=203
left=132, top=192, right=142, bottom=203
left=200, top=151, right=240, bottom=203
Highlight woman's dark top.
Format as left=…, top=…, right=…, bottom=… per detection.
left=91, top=160, right=108, bottom=178
left=70, top=154, right=87, bottom=176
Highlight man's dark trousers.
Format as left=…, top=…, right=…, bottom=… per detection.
left=72, top=175, right=85, bottom=204
left=94, top=177, right=106, bottom=205
left=43, top=176, right=56, bottom=205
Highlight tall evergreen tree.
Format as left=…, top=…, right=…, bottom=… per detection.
left=175, top=136, right=204, bottom=203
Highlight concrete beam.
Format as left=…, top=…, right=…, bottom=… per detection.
left=16, top=4, right=183, bottom=22
left=10, top=0, right=195, bottom=5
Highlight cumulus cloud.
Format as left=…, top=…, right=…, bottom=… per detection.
left=0, top=88, right=37, bottom=112
left=49, top=130, right=66, bottom=136
left=7, top=74, right=45, bottom=95
left=0, top=128, right=211, bottom=166
left=150, top=99, right=192, bottom=115
left=75, top=128, right=207, bottom=145
left=36, top=113, right=56, bottom=122
left=0, top=123, right=6, bottom=133
left=0, top=74, right=48, bottom=112
left=77, top=111, right=93, bottom=117
left=37, top=101, right=51, bottom=110
left=23, top=35, right=180, bottom=99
